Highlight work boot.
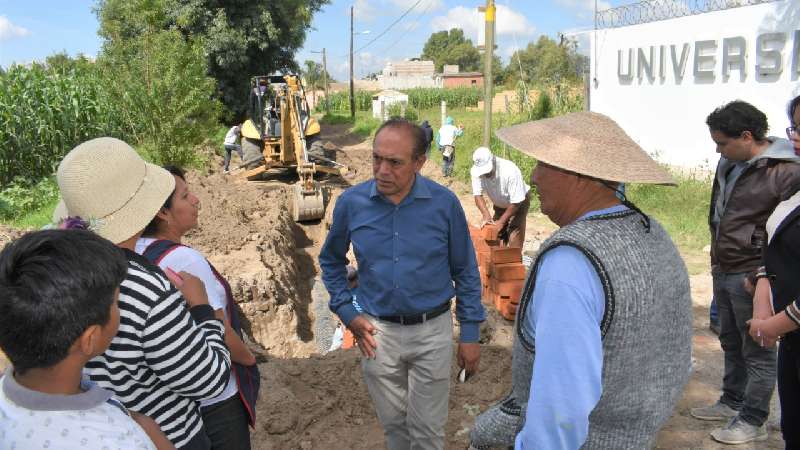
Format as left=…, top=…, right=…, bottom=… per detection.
left=690, top=401, right=739, bottom=421
left=710, top=416, right=767, bottom=444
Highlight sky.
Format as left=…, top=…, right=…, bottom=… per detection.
left=0, top=0, right=630, bottom=78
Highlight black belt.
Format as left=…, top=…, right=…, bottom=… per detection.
left=377, top=301, right=451, bottom=325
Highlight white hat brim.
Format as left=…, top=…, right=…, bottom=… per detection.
left=54, top=161, right=175, bottom=243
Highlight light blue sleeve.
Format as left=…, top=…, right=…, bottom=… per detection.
left=515, top=245, right=605, bottom=450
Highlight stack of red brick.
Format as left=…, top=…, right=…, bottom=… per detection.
left=469, top=224, right=526, bottom=321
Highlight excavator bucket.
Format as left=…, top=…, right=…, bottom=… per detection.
left=292, top=183, right=324, bottom=222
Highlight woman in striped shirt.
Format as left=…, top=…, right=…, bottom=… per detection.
left=53, top=137, right=232, bottom=450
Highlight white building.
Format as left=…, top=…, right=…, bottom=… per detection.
left=379, top=60, right=443, bottom=90
left=589, top=0, right=799, bottom=168
left=372, top=90, right=409, bottom=119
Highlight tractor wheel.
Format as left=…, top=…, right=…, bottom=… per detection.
left=241, top=137, right=264, bottom=169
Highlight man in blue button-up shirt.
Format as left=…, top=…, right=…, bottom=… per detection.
left=320, top=118, right=485, bottom=450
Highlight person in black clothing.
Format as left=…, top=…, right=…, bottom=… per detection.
left=420, top=120, right=434, bottom=159
left=748, top=94, right=800, bottom=449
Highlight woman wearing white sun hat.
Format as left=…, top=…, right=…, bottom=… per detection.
left=54, top=137, right=232, bottom=450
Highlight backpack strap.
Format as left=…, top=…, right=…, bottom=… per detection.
left=141, top=239, right=183, bottom=266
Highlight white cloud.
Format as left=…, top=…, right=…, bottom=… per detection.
left=0, top=16, right=31, bottom=42
left=555, top=0, right=612, bottom=20
left=353, top=0, right=379, bottom=22
left=390, top=0, right=444, bottom=12
left=430, top=4, right=535, bottom=45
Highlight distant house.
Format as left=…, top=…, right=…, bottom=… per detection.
left=442, top=72, right=484, bottom=88
left=371, top=90, right=409, bottom=119
left=379, top=60, right=441, bottom=89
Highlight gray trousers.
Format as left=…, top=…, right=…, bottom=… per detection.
left=713, top=270, right=777, bottom=426
left=362, top=312, right=453, bottom=450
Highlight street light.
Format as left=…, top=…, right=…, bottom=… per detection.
left=350, top=5, right=372, bottom=118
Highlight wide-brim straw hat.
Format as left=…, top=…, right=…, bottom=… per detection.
left=53, top=137, right=175, bottom=243
left=495, top=111, right=674, bottom=185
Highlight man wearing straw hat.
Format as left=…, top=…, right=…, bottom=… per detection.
left=53, top=137, right=232, bottom=449
left=470, top=146, right=530, bottom=248
left=469, top=112, right=692, bottom=449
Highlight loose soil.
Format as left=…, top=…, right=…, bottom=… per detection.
left=0, top=124, right=784, bottom=448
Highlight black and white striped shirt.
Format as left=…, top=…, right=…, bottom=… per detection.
left=85, top=249, right=231, bottom=448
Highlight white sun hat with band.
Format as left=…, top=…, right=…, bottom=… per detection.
left=53, top=137, right=175, bottom=244
left=495, top=111, right=674, bottom=185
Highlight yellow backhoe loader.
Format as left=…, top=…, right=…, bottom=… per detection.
left=240, top=75, right=347, bottom=221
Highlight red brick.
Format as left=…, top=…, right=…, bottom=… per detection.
left=342, top=328, right=356, bottom=349
left=498, top=298, right=518, bottom=320
left=489, top=262, right=526, bottom=280
left=490, top=246, right=522, bottom=264
left=490, top=278, right=523, bottom=301
left=481, top=224, right=499, bottom=241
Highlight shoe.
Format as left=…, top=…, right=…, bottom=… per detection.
left=710, top=416, right=767, bottom=444
left=690, top=401, right=739, bottom=421
left=223, top=169, right=230, bottom=174
left=710, top=321, right=721, bottom=335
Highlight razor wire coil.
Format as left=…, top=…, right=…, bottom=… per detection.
left=596, top=0, right=780, bottom=29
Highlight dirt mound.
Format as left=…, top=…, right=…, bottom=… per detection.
left=251, top=336, right=513, bottom=450
left=182, top=169, right=317, bottom=358
left=0, top=225, right=27, bottom=250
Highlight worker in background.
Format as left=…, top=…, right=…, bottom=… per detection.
left=420, top=120, right=434, bottom=159
left=223, top=124, right=243, bottom=174
left=470, top=147, right=531, bottom=248
left=320, top=118, right=485, bottom=450
left=469, top=112, right=692, bottom=449
left=437, top=116, right=464, bottom=177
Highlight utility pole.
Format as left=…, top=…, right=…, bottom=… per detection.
left=480, top=0, right=496, bottom=147
left=349, top=6, right=355, bottom=119
left=311, top=48, right=330, bottom=113
left=322, top=48, right=329, bottom=113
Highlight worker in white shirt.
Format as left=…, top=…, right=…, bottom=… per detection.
left=471, top=147, right=531, bottom=248
left=223, top=124, right=244, bottom=174
left=437, top=116, right=464, bottom=177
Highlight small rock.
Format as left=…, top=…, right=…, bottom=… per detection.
left=353, top=417, right=364, bottom=425
left=702, top=244, right=711, bottom=254
left=299, top=440, right=312, bottom=450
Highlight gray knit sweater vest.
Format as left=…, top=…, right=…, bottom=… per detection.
left=470, top=209, right=692, bottom=449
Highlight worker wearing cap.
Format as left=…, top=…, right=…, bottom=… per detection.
left=471, top=147, right=531, bottom=248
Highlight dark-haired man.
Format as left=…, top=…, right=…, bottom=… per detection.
left=320, top=118, right=485, bottom=450
left=691, top=100, right=800, bottom=444
left=0, top=230, right=172, bottom=449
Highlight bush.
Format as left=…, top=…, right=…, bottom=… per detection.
left=319, top=113, right=355, bottom=125
left=0, top=177, right=60, bottom=221
left=98, top=29, right=221, bottom=167
left=386, top=103, right=418, bottom=121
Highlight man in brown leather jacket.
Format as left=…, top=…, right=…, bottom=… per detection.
left=691, top=100, right=800, bottom=445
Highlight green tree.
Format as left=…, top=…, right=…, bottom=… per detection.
left=504, top=35, right=582, bottom=87
left=95, top=0, right=329, bottom=117
left=421, top=28, right=481, bottom=73
left=302, top=59, right=334, bottom=107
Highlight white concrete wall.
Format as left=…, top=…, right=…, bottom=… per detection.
left=590, top=0, right=800, bottom=169
left=379, top=75, right=443, bottom=90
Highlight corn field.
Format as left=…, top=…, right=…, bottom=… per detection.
left=405, top=87, right=481, bottom=110
left=0, top=64, right=131, bottom=187
left=319, top=87, right=482, bottom=113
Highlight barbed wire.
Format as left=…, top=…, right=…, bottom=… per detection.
left=596, top=0, right=779, bottom=29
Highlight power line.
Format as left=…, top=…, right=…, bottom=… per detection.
left=379, top=0, right=435, bottom=55
left=351, top=0, right=423, bottom=55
